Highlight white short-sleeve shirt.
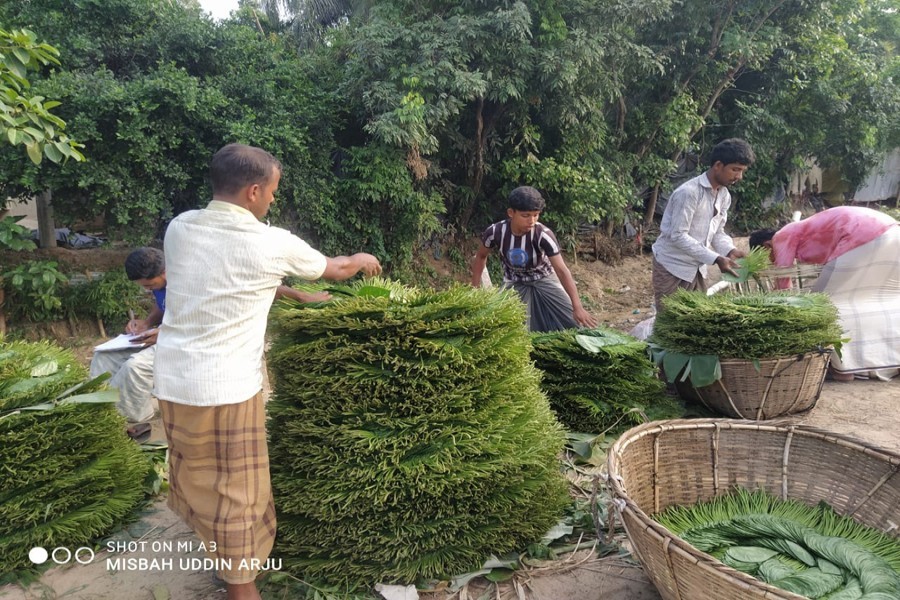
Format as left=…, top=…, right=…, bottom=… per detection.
left=153, top=200, right=327, bottom=406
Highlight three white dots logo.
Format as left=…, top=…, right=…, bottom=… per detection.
left=29, top=546, right=95, bottom=565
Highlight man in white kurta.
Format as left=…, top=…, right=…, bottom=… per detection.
left=651, top=138, right=755, bottom=311
left=153, top=143, right=381, bottom=600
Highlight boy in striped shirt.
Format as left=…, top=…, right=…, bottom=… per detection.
left=471, top=186, right=598, bottom=332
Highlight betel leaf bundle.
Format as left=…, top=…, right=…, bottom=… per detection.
left=530, top=327, right=680, bottom=434
left=0, top=340, right=151, bottom=578
left=655, top=488, right=900, bottom=598
left=267, top=281, right=570, bottom=588
left=721, top=246, right=772, bottom=284
left=0, top=339, right=90, bottom=412
left=651, top=290, right=843, bottom=359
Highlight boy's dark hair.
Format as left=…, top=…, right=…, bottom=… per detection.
left=210, top=144, right=282, bottom=196
left=508, top=186, right=546, bottom=211
left=125, top=247, right=165, bottom=280
left=709, top=138, right=756, bottom=167
left=749, top=228, right=777, bottom=249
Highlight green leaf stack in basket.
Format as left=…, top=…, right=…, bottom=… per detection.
left=649, top=289, right=844, bottom=387
left=266, top=280, right=570, bottom=589
left=0, top=339, right=152, bottom=580
left=530, top=326, right=681, bottom=434
left=655, top=488, right=900, bottom=598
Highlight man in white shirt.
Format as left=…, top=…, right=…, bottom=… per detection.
left=154, top=143, right=381, bottom=600
left=651, top=138, right=755, bottom=311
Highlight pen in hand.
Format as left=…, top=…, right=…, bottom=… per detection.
left=125, top=309, right=139, bottom=335
left=131, top=327, right=159, bottom=346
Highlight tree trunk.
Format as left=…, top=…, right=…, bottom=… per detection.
left=36, top=190, right=57, bottom=249
left=459, top=96, right=487, bottom=234
left=643, top=184, right=660, bottom=228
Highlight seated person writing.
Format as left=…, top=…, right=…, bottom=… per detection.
left=90, top=247, right=166, bottom=430
left=91, top=247, right=327, bottom=435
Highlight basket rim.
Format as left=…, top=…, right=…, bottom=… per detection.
left=757, top=264, right=824, bottom=278
left=715, top=349, right=831, bottom=364
left=606, top=419, right=900, bottom=598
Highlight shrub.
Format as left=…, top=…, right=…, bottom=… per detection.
left=0, top=216, right=36, bottom=251
left=2, top=260, right=68, bottom=322
left=63, top=268, right=149, bottom=332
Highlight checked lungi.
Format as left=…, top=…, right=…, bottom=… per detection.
left=506, top=274, right=578, bottom=332
left=813, top=225, right=900, bottom=379
left=158, top=391, right=276, bottom=584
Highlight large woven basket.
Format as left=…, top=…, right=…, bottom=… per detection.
left=675, top=350, right=830, bottom=420
left=607, top=419, right=900, bottom=600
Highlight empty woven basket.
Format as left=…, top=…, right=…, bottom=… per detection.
left=675, top=350, right=831, bottom=420
left=607, top=419, right=900, bottom=600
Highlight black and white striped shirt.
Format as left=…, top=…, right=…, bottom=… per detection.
left=481, top=219, right=561, bottom=283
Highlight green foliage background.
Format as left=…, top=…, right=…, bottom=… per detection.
left=62, top=269, right=150, bottom=333
left=1, top=260, right=68, bottom=322
left=0, top=0, right=897, bottom=265
left=266, top=281, right=569, bottom=587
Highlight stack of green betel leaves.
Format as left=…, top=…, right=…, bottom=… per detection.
left=266, top=281, right=570, bottom=589
left=0, top=339, right=151, bottom=579
left=649, top=289, right=844, bottom=388
left=531, top=326, right=681, bottom=434
left=655, top=488, right=900, bottom=598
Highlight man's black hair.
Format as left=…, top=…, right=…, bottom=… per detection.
left=709, top=138, right=756, bottom=167
left=210, top=143, right=282, bottom=197
left=125, top=247, right=165, bottom=280
left=749, top=229, right=777, bottom=249
left=508, top=186, right=546, bottom=211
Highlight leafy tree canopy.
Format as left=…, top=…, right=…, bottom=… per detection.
left=0, top=0, right=336, bottom=244
left=0, top=27, right=83, bottom=166
left=290, top=0, right=899, bottom=235
left=1, top=0, right=897, bottom=257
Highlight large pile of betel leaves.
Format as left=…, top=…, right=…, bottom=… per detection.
left=649, top=290, right=844, bottom=387
left=0, top=339, right=151, bottom=578
left=656, top=488, right=900, bottom=598
left=530, top=326, right=681, bottom=434
left=266, top=281, right=570, bottom=588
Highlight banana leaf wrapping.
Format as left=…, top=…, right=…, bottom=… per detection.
left=267, top=281, right=570, bottom=588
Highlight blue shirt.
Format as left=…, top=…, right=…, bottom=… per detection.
left=152, top=288, right=166, bottom=312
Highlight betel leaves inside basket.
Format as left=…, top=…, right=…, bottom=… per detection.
left=648, top=290, right=844, bottom=419
left=607, top=420, right=900, bottom=600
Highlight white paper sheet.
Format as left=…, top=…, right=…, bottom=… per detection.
left=93, top=333, right=150, bottom=352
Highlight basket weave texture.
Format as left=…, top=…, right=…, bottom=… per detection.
left=729, top=263, right=823, bottom=293
left=608, top=419, right=900, bottom=600
left=676, top=350, right=831, bottom=420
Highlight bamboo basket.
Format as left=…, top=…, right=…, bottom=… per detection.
left=727, top=263, right=823, bottom=294
left=675, top=350, right=831, bottom=420
left=607, top=419, right=900, bottom=600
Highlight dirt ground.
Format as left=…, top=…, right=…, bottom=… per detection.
left=1, top=243, right=897, bottom=600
